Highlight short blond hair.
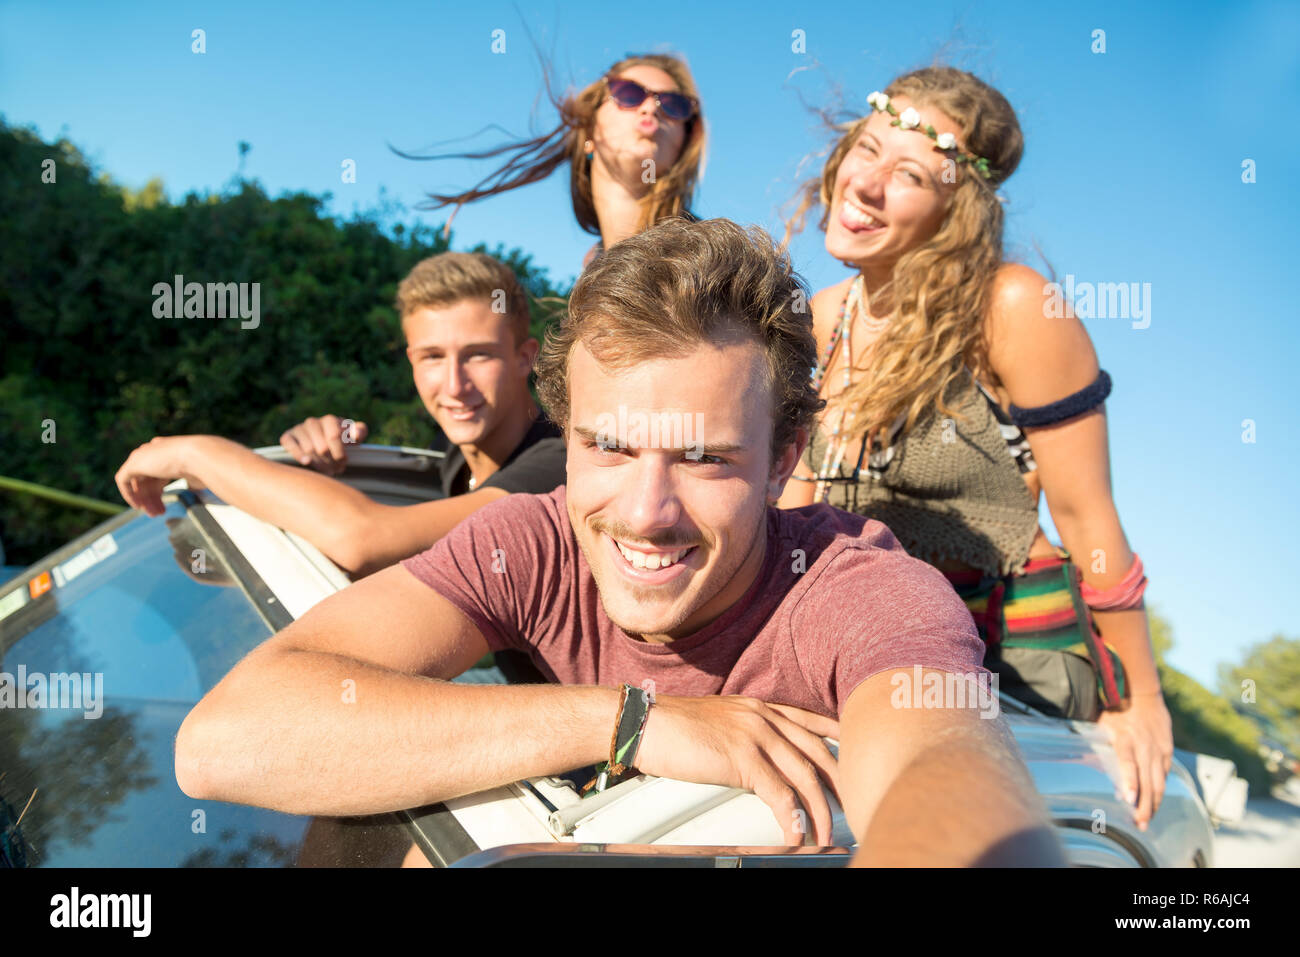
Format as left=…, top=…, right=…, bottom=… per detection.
left=395, top=252, right=531, bottom=344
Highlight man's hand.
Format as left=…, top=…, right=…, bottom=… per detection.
left=1097, top=691, right=1174, bottom=831
left=280, top=415, right=369, bottom=475
left=634, top=694, right=842, bottom=846
left=115, top=436, right=204, bottom=517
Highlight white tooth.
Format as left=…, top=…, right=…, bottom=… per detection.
left=614, top=539, right=690, bottom=570
left=844, top=201, right=880, bottom=226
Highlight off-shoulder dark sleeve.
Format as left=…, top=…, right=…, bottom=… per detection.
left=1009, top=369, right=1112, bottom=428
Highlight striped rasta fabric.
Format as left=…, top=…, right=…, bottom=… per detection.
left=945, top=552, right=1127, bottom=713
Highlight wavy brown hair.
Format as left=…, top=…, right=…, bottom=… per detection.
left=785, top=66, right=1024, bottom=446
left=536, top=217, right=823, bottom=464
left=400, top=53, right=707, bottom=238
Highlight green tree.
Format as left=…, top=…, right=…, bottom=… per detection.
left=1219, top=635, right=1300, bottom=756
left=1147, top=607, right=1272, bottom=793
left=0, top=118, right=571, bottom=565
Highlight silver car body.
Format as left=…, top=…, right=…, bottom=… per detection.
left=0, top=445, right=1227, bottom=867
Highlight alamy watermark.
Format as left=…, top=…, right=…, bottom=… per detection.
left=50, top=887, right=150, bottom=936
left=1043, top=274, right=1151, bottom=329
left=593, top=406, right=707, bottom=458
left=0, top=665, right=104, bottom=719
left=151, top=274, right=260, bottom=329
left=889, top=665, right=1000, bottom=719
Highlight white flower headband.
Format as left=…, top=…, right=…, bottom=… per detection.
left=866, top=91, right=995, bottom=180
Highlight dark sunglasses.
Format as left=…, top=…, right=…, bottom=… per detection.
left=603, top=76, right=698, bottom=122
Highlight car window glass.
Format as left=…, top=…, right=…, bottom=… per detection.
left=0, top=502, right=313, bottom=866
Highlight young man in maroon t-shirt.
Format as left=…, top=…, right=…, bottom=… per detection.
left=175, top=219, right=1064, bottom=865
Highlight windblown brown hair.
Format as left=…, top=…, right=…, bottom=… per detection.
left=395, top=252, right=532, bottom=345
left=784, top=66, right=1024, bottom=446
left=535, top=217, right=824, bottom=463
left=400, top=52, right=707, bottom=238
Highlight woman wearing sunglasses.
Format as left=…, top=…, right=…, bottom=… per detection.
left=777, top=66, right=1172, bottom=833
left=408, top=53, right=705, bottom=271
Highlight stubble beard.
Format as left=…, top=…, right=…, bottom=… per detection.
left=577, top=509, right=766, bottom=641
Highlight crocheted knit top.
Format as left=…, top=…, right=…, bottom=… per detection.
left=803, top=368, right=1042, bottom=577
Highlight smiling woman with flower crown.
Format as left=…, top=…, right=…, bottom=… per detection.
left=778, top=66, right=1172, bottom=833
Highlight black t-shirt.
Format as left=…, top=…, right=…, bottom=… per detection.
left=432, top=415, right=566, bottom=500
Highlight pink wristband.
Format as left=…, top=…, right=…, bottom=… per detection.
left=1079, top=553, right=1148, bottom=610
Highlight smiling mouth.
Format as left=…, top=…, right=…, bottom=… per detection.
left=613, top=538, right=695, bottom=571
left=441, top=404, right=482, bottom=419
left=841, top=199, right=884, bottom=229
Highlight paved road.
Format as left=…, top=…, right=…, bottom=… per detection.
left=1212, top=777, right=1300, bottom=867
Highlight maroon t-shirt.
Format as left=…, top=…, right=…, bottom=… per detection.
left=402, top=487, right=987, bottom=718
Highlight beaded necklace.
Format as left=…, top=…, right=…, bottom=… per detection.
left=812, top=276, right=868, bottom=503
left=809, top=276, right=897, bottom=502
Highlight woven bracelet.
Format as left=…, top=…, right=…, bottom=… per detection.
left=1080, top=553, right=1148, bottom=611
left=581, top=684, right=653, bottom=796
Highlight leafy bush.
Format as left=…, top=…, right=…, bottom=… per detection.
left=1149, top=610, right=1273, bottom=793
left=0, top=119, right=570, bottom=564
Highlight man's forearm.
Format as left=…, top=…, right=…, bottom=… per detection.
left=852, top=730, right=1066, bottom=866
left=177, top=436, right=381, bottom=572
left=176, top=646, right=619, bottom=815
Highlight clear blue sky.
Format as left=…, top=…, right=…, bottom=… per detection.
left=2, top=0, right=1297, bottom=688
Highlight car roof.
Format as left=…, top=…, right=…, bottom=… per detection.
left=166, top=445, right=449, bottom=626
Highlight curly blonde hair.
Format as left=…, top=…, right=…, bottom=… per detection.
left=785, top=66, right=1023, bottom=446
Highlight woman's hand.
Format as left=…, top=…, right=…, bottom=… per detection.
left=1096, top=691, right=1174, bottom=831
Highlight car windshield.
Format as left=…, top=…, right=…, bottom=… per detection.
left=0, top=500, right=314, bottom=866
